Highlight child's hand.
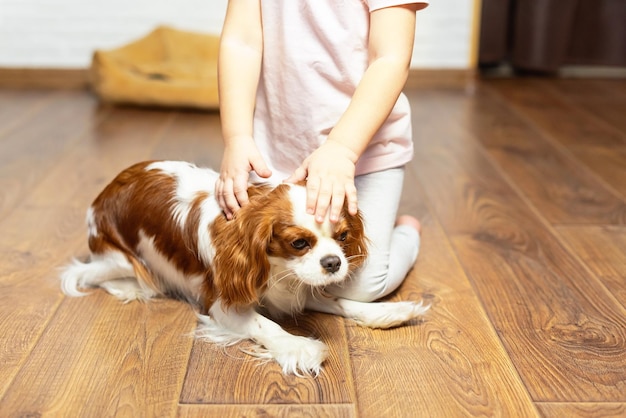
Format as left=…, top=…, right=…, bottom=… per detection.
left=285, top=140, right=358, bottom=223
left=216, top=135, right=271, bottom=219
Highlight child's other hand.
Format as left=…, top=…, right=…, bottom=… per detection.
left=216, top=135, right=271, bottom=219
left=285, top=140, right=358, bottom=223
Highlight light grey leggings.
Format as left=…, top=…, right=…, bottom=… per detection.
left=328, top=167, right=420, bottom=302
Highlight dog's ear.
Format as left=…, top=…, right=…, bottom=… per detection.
left=210, top=184, right=290, bottom=307
left=343, top=207, right=369, bottom=273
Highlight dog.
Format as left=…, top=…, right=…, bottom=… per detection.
left=61, top=160, right=428, bottom=375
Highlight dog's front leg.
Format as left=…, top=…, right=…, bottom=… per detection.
left=306, top=293, right=429, bottom=329
left=197, top=299, right=328, bottom=376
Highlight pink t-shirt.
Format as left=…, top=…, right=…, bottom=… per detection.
left=253, top=0, right=429, bottom=182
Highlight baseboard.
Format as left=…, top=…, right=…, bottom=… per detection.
left=0, top=68, right=90, bottom=89
left=0, top=67, right=476, bottom=90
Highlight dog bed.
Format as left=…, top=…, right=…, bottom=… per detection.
left=90, top=26, right=219, bottom=110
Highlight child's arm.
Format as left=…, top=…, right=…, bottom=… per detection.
left=285, top=4, right=421, bottom=223
left=216, top=0, right=270, bottom=219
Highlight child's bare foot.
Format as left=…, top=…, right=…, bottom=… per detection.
left=396, top=215, right=421, bottom=234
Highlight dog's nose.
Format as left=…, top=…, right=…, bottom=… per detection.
left=320, top=255, right=341, bottom=273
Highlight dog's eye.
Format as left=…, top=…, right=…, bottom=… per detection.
left=291, top=239, right=310, bottom=250
left=337, top=231, right=348, bottom=242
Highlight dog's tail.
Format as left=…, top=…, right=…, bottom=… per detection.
left=59, top=251, right=156, bottom=297
left=59, top=258, right=98, bottom=297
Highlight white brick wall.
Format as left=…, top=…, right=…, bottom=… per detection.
left=413, top=0, right=477, bottom=68
left=0, top=0, right=475, bottom=69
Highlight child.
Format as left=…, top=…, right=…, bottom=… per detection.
left=216, top=0, right=429, bottom=302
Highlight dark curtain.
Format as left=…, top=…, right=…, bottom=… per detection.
left=479, top=0, right=626, bottom=73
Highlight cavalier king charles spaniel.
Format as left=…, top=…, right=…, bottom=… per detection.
left=61, top=161, right=428, bottom=376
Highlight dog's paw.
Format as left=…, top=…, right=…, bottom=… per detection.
left=196, top=310, right=328, bottom=376
left=352, top=300, right=430, bottom=329
left=252, top=335, right=328, bottom=377
left=100, top=278, right=156, bottom=303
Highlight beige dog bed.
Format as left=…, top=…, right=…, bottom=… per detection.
left=90, top=26, right=219, bottom=110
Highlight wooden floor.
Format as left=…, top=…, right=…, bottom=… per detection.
left=0, top=76, right=625, bottom=417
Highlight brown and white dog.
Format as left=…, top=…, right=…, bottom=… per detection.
left=61, top=161, right=428, bottom=375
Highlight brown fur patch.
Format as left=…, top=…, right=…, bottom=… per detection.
left=89, top=161, right=212, bottom=302
left=210, top=183, right=293, bottom=307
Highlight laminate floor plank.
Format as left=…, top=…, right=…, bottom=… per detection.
left=0, top=295, right=196, bottom=418
left=346, top=164, right=538, bottom=418
left=0, top=107, right=176, bottom=238
left=408, top=86, right=626, bottom=401
left=546, top=79, right=626, bottom=134
left=532, top=79, right=626, bottom=198
left=150, top=110, right=224, bottom=168
left=555, top=226, right=626, bottom=308
left=0, top=90, right=57, bottom=138
left=486, top=79, right=626, bottom=198
left=0, top=91, right=107, bottom=219
left=178, top=404, right=356, bottom=418
left=561, top=145, right=626, bottom=198
left=414, top=86, right=626, bottom=225
left=536, top=402, right=626, bottom=418
left=592, top=78, right=626, bottom=99
left=0, top=91, right=104, bottom=166
left=484, top=78, right=626, bottom=148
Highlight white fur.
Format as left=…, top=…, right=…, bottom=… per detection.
left=306, top=296, right=430, bottom=329
left=61, top=251, right=157, bottom=302
left=61, top=251, right=135, bottom=297
left=146, top=161, right=222, bottom=229
left=85, top=206, right=98, bottom=238
left=100, top=278, right=154, bottom=303
left=146, top=161, right=219, bottom=266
